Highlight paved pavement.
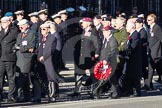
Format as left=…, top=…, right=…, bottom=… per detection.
left=1, top=62, right=162, bottom=108
left=3, top=96, right=162, bottom=108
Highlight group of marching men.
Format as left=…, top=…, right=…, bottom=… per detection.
left=73, top=13, right=162, bottom=99
left=0, top=8, right=70, bottom=103
left=0, top=7, right=162, bottom=104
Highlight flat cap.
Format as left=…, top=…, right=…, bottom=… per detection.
left=102, top=26, right=111, bottom=31
left=136, top=17, right=144, bottom=23
left=17, top=19, right=28, bottom=25
left=44, top=21, right=56, bottom=28
left=40, top=23, right=50, bottom=28
left=138, top=14, right=144, bottom=18
left=1, top=17, right=10, bottom=21
left=14, top=10, right=24, bottom=15
left=5, top=12, right=13, bottom=17
left=38, top=9, right=48, bottom=15
left=58, top=10, right=68, bottom=15
left=28, top=12, right=38, bottom=17
left=101, top=14, right=107, bottom=18
left=51, top=14, right=61, bottom=19
left=44, top=20, right=53, bottom=24
left=82, top=17, right=92, bottom=22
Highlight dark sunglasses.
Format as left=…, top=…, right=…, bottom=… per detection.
left=19, top=27, right=23, bottom=29
left=17, top=14, right=24, bottom=16
left=41, top=28, right=47, bottom=31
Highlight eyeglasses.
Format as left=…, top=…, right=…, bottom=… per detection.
left=19, top=27, right=23, bottom=29
left=41, top=28, right=47, bottom=31
left=17, top=14, right=24, bottom=16
left=147, top=19, right=152, bottom=21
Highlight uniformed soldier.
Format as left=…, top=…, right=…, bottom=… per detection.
left=58, top=10, right=69, bottom=41
left=38, top=9, right=48, bottom=25
left=13, top=10, right=24, bottom=28
left=28, top=12, right=42, bottom=103
left=51, top=13, right=69, bottom=71
left=93, top=15, right=103, bottom=55
left=51, top=14, right=62, bottom=34
left=113, top=17, right=128, bottom=82
left=135, top=17, right=148, bottom=89
left=37, top=9, right=49, bottom=42
left=28, top=12, right=39, bottom=33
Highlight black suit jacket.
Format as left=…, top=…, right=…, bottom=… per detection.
left=0, top=25, right=19, bottom=61
left=149, top=24, right=162, bottom=59
left=100, top=35, right=118, bottom=73
left=43, top=33, right=58, bottom=81
left=139, top=28, right=148, bottom=63
left=126, top=30, right=142, bottom=76
left=94, top=25, right=103, bottom=55
left=43, top=33, right=57, bottom=61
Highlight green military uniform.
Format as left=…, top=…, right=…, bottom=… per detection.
left=113, top=27, right=128, bottom=81
left=114, top=27, right=128, bottom=53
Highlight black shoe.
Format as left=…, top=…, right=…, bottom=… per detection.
left=17, top=97, right=30, bottom=102
left=31, top=98, right=41, bottom=103
left=7, top=97, right=17, bottom=103
left=82, top=78, right=92, bottom=86
left=68, top=92, right=81, bottom=97
left=142, top=85, right=154, bottom=91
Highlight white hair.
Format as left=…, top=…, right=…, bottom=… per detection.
left=127, top=21, right=136, bottom=29
left=116, top=17, right=126, bottom=26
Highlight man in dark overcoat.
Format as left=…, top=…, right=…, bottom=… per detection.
left=15, top=19, right=35, bottom=102
left=38, top=22, right=59, bottom=102
left=125, top=21, right=142, bottom=97
left=135, top=18, right=148, bottom=89
left=0, top=16, right=19, bottom=102
left=73, top=17, right=100, bottom=95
